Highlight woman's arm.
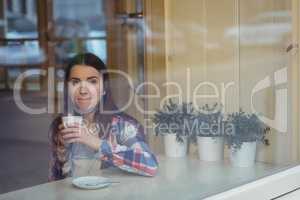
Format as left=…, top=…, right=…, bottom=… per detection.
left=99, top=116, right=158, bottom=177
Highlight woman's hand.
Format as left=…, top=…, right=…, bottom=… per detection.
left=58, top=123, right=101, bottom=151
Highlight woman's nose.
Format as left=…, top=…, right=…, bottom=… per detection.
left=79, top=87, right=87, bottom=94
left=79, top=82, right=89, bottom=94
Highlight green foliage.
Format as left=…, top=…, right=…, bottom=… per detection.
left=153, top=100, right=226, bottom=144
left=226, top=109, right=270, bottom=150
left=198, top=103, right=224, bottom=136
left=152, top=99, right=195, bottom=143
left=153, top=101, right=270, bottom=149
left=189, top=103, right=225, bottom=143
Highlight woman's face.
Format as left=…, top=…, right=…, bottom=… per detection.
left=68, top=65, right=104, bottom=114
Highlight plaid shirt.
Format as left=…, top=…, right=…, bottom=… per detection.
left=49, top=115, right=158, bottom=181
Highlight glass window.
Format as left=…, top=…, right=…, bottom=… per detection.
left=4, top=0, right=38, bottom=39
left=0, top=0, right=43, bottom=91
left=52, top=0, right=107, bottom=63
left=53, top=39, right=107, bottom=64
left=53, top=0, right=106, bottom=38
left=0, top=0, right=300, bottom=198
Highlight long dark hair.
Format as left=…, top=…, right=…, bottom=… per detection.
left=49, top=53, right=120, bottom=179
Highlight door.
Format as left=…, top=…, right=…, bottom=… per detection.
left=107, top=0, right=147, bottom=126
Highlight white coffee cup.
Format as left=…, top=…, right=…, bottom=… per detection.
left=62, top=116, right=83, bottom=128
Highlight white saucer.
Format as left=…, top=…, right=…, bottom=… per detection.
left=72, top=176, right=111, bottom=190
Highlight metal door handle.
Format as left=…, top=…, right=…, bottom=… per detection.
left=286, top=43, right=299, bottom=52
left=117, top=12, right=143, bottom=19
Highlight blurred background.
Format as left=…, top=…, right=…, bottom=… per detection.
left=0, top=0, right=147, bottom=193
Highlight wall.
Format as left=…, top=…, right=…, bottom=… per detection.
left=149, top=0, right=297, bottom=163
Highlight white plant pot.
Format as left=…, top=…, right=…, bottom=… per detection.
left=230, top=142, right=257, bottom=167
left=197, top=136, right=224, bottom=162
left=164, top=134, right=188, bottom=158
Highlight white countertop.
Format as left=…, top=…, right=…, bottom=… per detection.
left=0, top=156, right=291, bottom=200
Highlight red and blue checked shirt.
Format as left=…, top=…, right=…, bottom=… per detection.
left=49, top=114, right=158, bottom=181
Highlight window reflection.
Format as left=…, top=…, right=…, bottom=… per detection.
left=52, top=0, right=107, bottom=63
left=53, top=0, right=106, bottom=38
left=0, top=0, right=299, bottom=198
left=0, top=42, right=44, bottom=65
left=4, top=0, right=38, bottom=39
left=225, top=11, right=291, bottom=45
left=54, top=39, right=106, bottom=64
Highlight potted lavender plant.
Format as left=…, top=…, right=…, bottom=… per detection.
left=153, top=99, right=194, bottom=158
left=191, top=103, right=225, bottom=162
left=226, top=109, right=270, bottom=167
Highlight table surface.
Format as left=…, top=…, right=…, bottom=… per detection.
left=0, top=156, right=292, bottom=200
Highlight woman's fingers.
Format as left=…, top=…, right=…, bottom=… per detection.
left=65, top=124, right=81, bottom=128
left=64, top=138, right=81, bottom=144
left=63, top=133, right=81, bottom=139
left=58, top=123, right=64, bottom=130
left=61, top=132, right=83, bottom=145
left=60, top=128, right=81, bottom=135
left=58, top=123, right=80, bottom=130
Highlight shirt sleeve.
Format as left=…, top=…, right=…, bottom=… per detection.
left=99, top=117, right=158, bottom=177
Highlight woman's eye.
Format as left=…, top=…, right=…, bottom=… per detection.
left=88, top=79, right=98, bottom=84
left=71, top=80, right=80, bottom=86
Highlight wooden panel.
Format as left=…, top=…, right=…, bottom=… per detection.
left=144, top=0, right=167, bottom=154
left=165, top=0, right=238, bottom=112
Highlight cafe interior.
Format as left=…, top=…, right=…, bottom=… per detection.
left=0, top=0, right=300, bottom=199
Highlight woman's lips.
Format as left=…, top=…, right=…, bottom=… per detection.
left=76, top=98, right=91, bottom=102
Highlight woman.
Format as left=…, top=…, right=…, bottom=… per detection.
left=49, top=53, right=158, bottom=181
